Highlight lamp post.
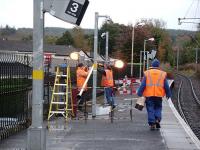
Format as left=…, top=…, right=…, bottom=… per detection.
left=101, top=31, right=109, bottom=105
left=93, top=12, right=111, bottom=117
left=114, top=59, right=124, bottom=68
left=70, top=52, right=79, bottom=61
left=130, top=22, right=145, bottom=77
left=143, top=38, right=154, bottom=72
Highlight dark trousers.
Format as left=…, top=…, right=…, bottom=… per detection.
left=145, top=97, right=162, bottom=125
left=105, top=87, right=115, bottom=105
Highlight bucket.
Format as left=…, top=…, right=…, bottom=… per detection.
left=135, top=97, right=146, bottom=111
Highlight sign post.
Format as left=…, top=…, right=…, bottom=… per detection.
left=27, top=0, right=46, bottom=149
left=28, top=0, right=89, bottom=149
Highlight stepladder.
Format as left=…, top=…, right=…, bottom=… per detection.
left=47, top=64, right=74, bottom=130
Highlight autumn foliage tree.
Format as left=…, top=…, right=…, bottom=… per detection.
left=71, top=27, right=90, bottom=52
left=99, top=19, right=173, bottom=64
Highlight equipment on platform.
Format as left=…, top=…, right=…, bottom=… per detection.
left=47, top=64, right=73, bottom=129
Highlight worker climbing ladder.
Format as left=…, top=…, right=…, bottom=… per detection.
left=47, top=64, right=73, bottom=129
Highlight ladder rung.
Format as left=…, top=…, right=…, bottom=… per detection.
left=51, top=102, right=66, bottom=104
left=55, top=84, right=67, bottom=86
left=48, top=128, right=65, bottom=131
left=57, top=75, right=67, bottom=77
left=53, top=92, right=66, bottom=95
left=50, top=111, right=65, bottom=114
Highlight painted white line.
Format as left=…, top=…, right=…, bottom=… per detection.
left=168, top=97, right=200, bottom=149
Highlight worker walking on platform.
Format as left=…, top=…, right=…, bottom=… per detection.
left=98, top=64, right=116, bottom=108
left=76, top=63, right=89, bottom=110
left=137, top=59, right=171, bottom=130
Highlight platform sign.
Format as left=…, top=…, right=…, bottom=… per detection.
left=147, top=49, right=157, bottom=60
left=47, top=0, right=89, bottom=25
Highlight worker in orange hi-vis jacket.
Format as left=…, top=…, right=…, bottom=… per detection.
left=137, top=59, right=172, bottom=130
left=99, top=64, right=116, bottom=109
left=76, top=63, right=89, bottom=110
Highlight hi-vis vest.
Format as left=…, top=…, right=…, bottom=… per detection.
left=76, top=67, right=88, bottom=91
left=101, top=69, right=114, bottom=87
left=143, top=68, right=166, bottom=97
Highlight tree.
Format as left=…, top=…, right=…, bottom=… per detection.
left=55, top=30, right=73, bottom=45
left=143, top=19, right=172, bottom=63
left=0, top=25, right=16, bottom=36
left=45, top=35, right=58, bottom=44
left=71, top=27, right=90, bottom=51
left=99, top=22, right=122, bottom=59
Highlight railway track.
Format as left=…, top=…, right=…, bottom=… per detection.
left=174, top=73, right=200, bottom=139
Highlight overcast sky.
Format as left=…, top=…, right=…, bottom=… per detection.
left=0, top=0, right=200, bottom=31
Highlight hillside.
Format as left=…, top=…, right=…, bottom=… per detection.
left=0, top=27, right=196, bottom=42
left=0, top=27, right=93, bottom=41
left=167, top=29, right=196, bottom=43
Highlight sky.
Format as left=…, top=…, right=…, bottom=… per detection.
left=0, top=0, right=200, bottom=31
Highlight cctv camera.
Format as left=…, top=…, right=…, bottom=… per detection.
left=101, top=33, right=106, bottom=38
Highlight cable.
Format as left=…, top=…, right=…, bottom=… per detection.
left=192, top=0, right=200, bottom=30
left=184, top=0, right=195, bottom=18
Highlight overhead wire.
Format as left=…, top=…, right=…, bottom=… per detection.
left=184, top=0, right=195, bottom=18
left=192, top=0, right=200, bottom=30
left=181, top=0, right=200, bottom=31
left=194, top=0, right=199, bottom=17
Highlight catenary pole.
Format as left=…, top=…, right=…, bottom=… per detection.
left=196, top=48, right=198, bottom=72
left=177, top=48, right=179, bottom=71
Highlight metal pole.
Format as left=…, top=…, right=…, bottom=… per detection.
left=196, top=48, right=198, bottom=72
left=139, top=51, right=142, bottom=79
left=92, top=12, right=98, bottom=118
left=105, top=32, right=109, bottom=64
left=177, top=48, right=179, bottom=71
left=131, top=27, right=134, bottom=77
left=28, top=0, right=46, bottom=149
left=104, top=31, right=109, bottom=105
left=143, top=40, right=146, bottom=72
left=147, top=52, right=149, bottom=69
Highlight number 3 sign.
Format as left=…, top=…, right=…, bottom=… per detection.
left=65, top=0, right=82, bottom=17
left=47, top=0, right=89, bottom=26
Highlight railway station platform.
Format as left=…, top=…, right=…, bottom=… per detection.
left=1, top=93, right=200, bottom=150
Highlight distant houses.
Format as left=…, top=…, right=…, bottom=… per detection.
left=0, top=40, right=109, bottom=71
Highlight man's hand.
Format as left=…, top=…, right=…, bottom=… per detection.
left=84, top=66, right=88, bottom=71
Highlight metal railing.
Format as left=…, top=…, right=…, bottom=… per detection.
left=0, top=52, right=32, bottom=140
